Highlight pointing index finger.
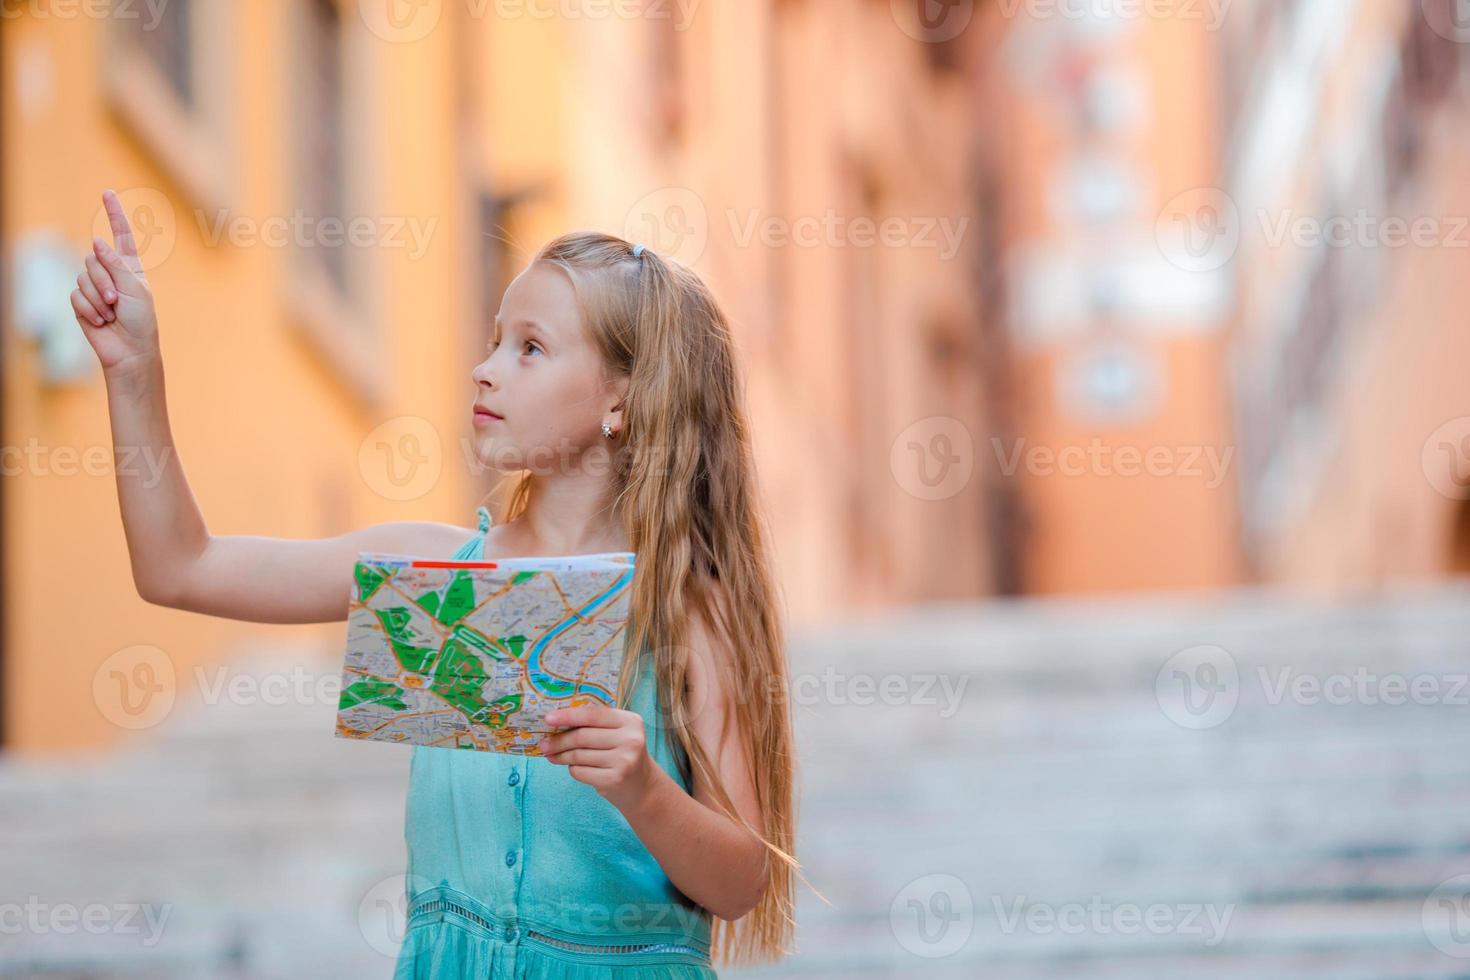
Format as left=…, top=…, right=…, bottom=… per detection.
left=101, top=189, right=140, bottom=263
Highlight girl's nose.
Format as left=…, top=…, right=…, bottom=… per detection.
left=471, top=358, right=498, bottom=389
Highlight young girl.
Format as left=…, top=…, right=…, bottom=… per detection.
left=74, top=189, right=799, bottom=975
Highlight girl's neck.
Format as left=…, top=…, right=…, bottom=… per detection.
left=498, top=499, right=632, bottom=557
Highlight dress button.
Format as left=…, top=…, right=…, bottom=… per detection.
left=505, top=925, right=518, bottom=941
left=505, top=849, right=517, bottom=867
left=507, top=770, right=520, bottom=787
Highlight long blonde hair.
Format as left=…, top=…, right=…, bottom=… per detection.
left=491, top=231, right=802, bottom=965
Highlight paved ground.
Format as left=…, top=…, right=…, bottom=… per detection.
left=3, top=581, right=1469, bottom=978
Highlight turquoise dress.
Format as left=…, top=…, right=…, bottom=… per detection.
left=394, top=506, right=718, bottom=979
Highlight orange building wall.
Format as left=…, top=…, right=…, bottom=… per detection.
left=3, top=2, right=996, bottom=753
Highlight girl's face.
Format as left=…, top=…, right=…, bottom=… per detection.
left=470, top=260, right=624, bottom=472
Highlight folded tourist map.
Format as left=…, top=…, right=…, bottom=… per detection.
left=334, top=550, right=636, bottom=755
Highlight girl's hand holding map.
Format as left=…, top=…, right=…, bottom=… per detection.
left=540, top=704, right=660, bottom=812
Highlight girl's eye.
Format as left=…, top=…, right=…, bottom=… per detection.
left=485, top=337, right=539, bottom=355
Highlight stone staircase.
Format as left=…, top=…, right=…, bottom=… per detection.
left=744, top=580, right=1470, bottom=979
left=3, top=582, right=1469, bottom=978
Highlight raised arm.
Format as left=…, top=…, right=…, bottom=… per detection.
left=74, top=190, right=466, bottom=624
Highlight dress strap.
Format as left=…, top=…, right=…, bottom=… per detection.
left=475, top=505, right=492, bottom=532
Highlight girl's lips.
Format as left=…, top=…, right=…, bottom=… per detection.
left=472, top=409, right=503, bottom=425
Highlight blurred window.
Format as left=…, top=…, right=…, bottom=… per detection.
left=283, top=0, right=386, bottom=405
left=131, top=0, right=192, bottom=108
left=651, top=11, right=685, bottom=146
left=299, top=0, right=348, bottom=296
left=130, top=0, right=192, bottom=107
left=101, top=0, right=233, bottom=210
left=477, top=191, right=514, bottom=337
